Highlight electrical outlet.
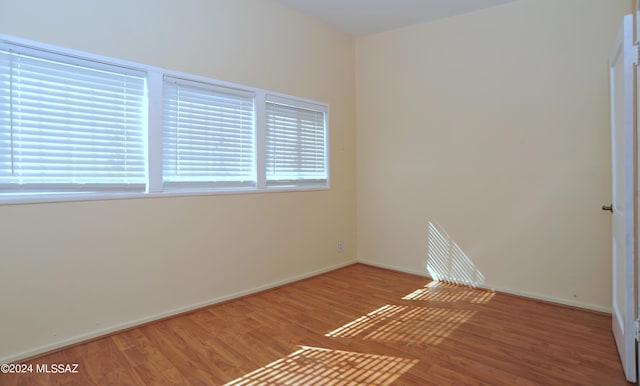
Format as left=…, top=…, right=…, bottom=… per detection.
left=337, top=240, right=343, bottom=253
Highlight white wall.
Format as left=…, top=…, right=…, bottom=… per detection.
left=0, top=0, right=356, bottom=361
left=356, top=0, right=631, bottom=311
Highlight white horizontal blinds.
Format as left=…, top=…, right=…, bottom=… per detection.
left=163, top=77, right=255, bottom=188
left=265, top=96, right=327, bottom=186
left=0, top=50, right=9, bottom=181
left=0, top=46, right=146, bottom=191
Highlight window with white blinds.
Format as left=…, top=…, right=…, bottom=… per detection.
left=162, top=77, right=255, bottom=189
left=265, top=96, right=328, bottom=187
left=0, top=45, right=146, bottom=192
left=0, top=33, right=330, bottom=204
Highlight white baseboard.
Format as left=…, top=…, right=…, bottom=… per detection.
left=1, top=259, right=357, bottom=364
left=357, top=259, right=612, bottom=314
left=357, top=259, right=431, bottom=278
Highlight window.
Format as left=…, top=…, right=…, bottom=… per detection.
left=0, top=34, right=329, bottom=204
left=0, top=44, right=146, bottom=193
left=265, top=95, right=328, bottom=187
left=162, top=77, right=255, bottom=190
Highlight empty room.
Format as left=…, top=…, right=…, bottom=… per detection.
left=0, top=0, right=635, bottom=384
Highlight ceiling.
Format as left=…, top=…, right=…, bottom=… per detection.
left=274, top=0, right=520, bottom=36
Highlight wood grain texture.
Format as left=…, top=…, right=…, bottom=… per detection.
left=0, top=264, right=630, bottom=385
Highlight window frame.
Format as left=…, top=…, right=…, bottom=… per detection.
left=0, top=34, right=330, bottom=205
left=264, top=93, right=330, bottom=189
left=161, top=76, right=257, bottom=191
left=0, top=40, right=148, bottom=193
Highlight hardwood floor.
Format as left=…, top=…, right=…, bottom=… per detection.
left=0, top=264, right=630, bottom=385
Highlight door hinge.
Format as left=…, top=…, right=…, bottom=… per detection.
left=635, top=319, right=640, bottom=342
left=634, top=42, right=640, bottom=66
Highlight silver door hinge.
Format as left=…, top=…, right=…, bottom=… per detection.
left=635, top=319, right=640, bottom=342
left=634, top=42, right=640, bottom=66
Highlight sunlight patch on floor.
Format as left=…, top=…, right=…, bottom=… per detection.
left=224, top=346, right=417, bottom=386
left=326, top=304, right=476, bottom=345
left=403, top=281, right=495, bottom=304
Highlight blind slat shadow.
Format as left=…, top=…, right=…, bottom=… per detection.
left=427, top=222, right=486, bottom=288
left=326, top=304, right=476, bottom=346
left=403, top=281, right=494, bottom=304
left=224, top=346, right=418, bottom=386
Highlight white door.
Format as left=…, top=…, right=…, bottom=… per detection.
left=609, top=13, right=636, bottom=383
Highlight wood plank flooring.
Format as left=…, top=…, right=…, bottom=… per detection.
left=0, top=264, right=630, bottom=385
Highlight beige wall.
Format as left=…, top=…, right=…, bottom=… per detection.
left=0, top=0, right=356, bottom=361
left=356, top=0, right=630, bottom=312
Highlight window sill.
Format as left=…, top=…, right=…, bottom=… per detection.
left=0, top=185, right=330, bottom=206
